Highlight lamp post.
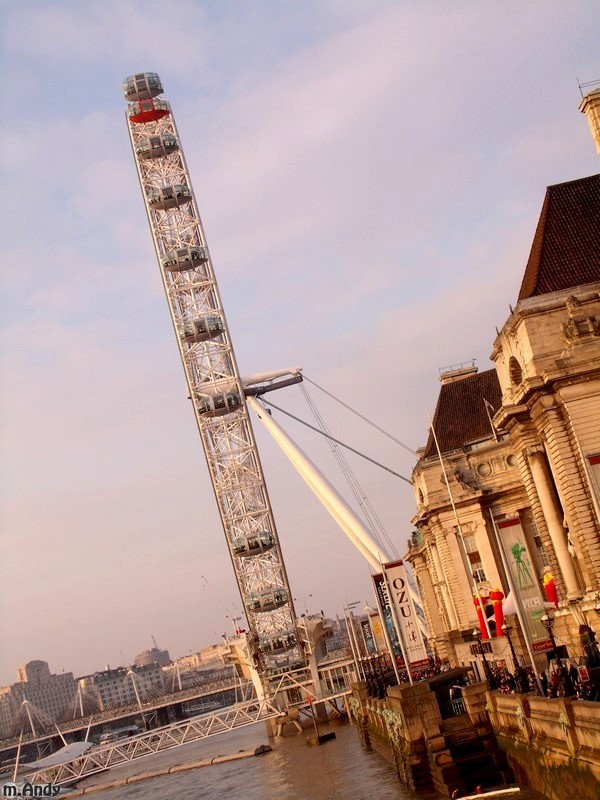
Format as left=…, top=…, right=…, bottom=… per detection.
left=501, top=623, right=529, bottom=693
left=540, top=612, right=578, bottom=696
left=472, top=628, right=497, bottom=690
left=540, top=613, right=559, bottom=666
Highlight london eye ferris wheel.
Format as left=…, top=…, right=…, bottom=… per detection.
left=122, top=72, right=305, bottom=686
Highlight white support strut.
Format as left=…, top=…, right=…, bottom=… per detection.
left=247, top=397, right=391, bottom=571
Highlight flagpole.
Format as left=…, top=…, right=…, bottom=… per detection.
left=483, top=399, right=500, bottom=443
left=429, top=416, right=492, bottom=639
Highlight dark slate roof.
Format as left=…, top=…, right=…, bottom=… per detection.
left=518, top=174, right=600, bottom=300
left=423, top=369, right=502, bottom=458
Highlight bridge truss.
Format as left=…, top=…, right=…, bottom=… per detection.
left=25, top=697, right=282, bottom=787
left=24, top=663, right=356, bottom=788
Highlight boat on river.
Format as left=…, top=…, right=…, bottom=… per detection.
left=458, top=787, right=522, bottom=800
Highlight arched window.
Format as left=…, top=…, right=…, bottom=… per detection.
left=509, top=356, right=523, bottom=386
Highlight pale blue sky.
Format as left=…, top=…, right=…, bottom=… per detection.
left=0, top=0, right=598, bottom=685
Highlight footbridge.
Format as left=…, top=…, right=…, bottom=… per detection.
left=22, top=696, right=283, bottom=788
left=0, top=673, right=249, bottom=763
left=22, top=677, right=353, bottom=788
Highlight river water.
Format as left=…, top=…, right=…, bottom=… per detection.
left=73, top=719, right=439, bottom=800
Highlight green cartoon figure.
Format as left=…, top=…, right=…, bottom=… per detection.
left=511, top=541, right=534, bottom=588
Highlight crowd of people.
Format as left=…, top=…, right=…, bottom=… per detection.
left=364, top=654, right=450, bottom=698
left=363, top=650, right=600, bottom=703
left=488, top=660, right=599, bottom=701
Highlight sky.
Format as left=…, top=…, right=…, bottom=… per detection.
left=0, top=0, right=598, bottom=686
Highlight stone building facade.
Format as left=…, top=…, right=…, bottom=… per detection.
left=407, top=365, right=535, bottom=671
left=0, top=661, right=77, bottom=739
left=78, top=663, right=164, bottom=711
left=407, top=172, right=600, bottom=673
left=133, top=646, right=171, bottom=667
left=491, top=173, right=600, bottom=655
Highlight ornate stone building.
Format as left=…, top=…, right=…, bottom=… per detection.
left=78, top=663, right=164, bottom=711
left=408, top=172, right=600, bottom=673
left=491, top=173, right=600, bottom=655
left=407, top=365, right=533, bottom=671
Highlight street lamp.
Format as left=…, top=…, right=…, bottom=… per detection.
left=540, top=613, right=559, bottom=665
left=540, top=612, right=578, bottom=696
left=472, top=628, right=497, bottom=690
left=501, top=623, right=529, bottom=693
left=227, top=615, right=243, bottom=634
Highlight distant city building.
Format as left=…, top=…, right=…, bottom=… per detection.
left=169, top=644, right=230, bottom=673
left=133, top=646, right=171, bottom=667
left=78, top=663, right=164, bottom=711
left=0, top=660, right=77, bottom=739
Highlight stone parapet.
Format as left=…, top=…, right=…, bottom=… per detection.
left=484, top=690, right=600, bottom=800
left=348, top=680, right=513, bottom=797
left=462, top=681, right=491, bottom=734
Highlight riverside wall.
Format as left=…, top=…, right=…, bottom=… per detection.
left=483, top=688, right=600, bottom=800
left=348, top=681, right=465, bottom=797
left=348, top=679, right=600, bottom=800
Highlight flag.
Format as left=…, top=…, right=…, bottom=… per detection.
left=483, top=398, right=499, bottom=442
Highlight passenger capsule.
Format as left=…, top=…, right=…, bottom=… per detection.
left=246, top=588, right=288, bottom=613
left=136, top=135, right=179, bottom=160
left=197, top=392, right=242, bottom=418
left=232, top=531, right=275, bottom=558
left=265, top=659, right=305, bottom=677
left=122, top=72, right=163, bottom=102
left=162, top=246, right=207, bottom=273
left=128, top=98, right=170, bottom=124
left=257, top=631, right=297, bottom=655
left=147, top=185, right=192, bottom=211
left=179, top=316, right=223, bottom=344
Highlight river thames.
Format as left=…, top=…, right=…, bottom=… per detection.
left=73, top=720, right=439, bottom=800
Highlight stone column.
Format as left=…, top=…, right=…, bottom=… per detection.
left=512, top=429, right=565, bottom=599
left=527, top=447, right=581, bottom=600
left=412, top=552, right=446, bottom=640
left=539, top=394, right=599, bottom=589
left=430, top=540, right=459, bottom=630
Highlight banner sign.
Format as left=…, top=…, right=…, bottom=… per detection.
left=368, top=612, right=387, bottom=653
left=496, top=518, right=552, bottom=652
left=360, top=618, right=376, bottom=654
left=372, top=572, right=404, bottom=663
left=372, top=561, right=429, bottom=667
left=384, top=560, right=429, bottom=667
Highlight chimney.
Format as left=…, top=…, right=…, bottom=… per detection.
left=438, top=360, right=478, bottom=385
left=579, top=87, right=600, bottom=155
